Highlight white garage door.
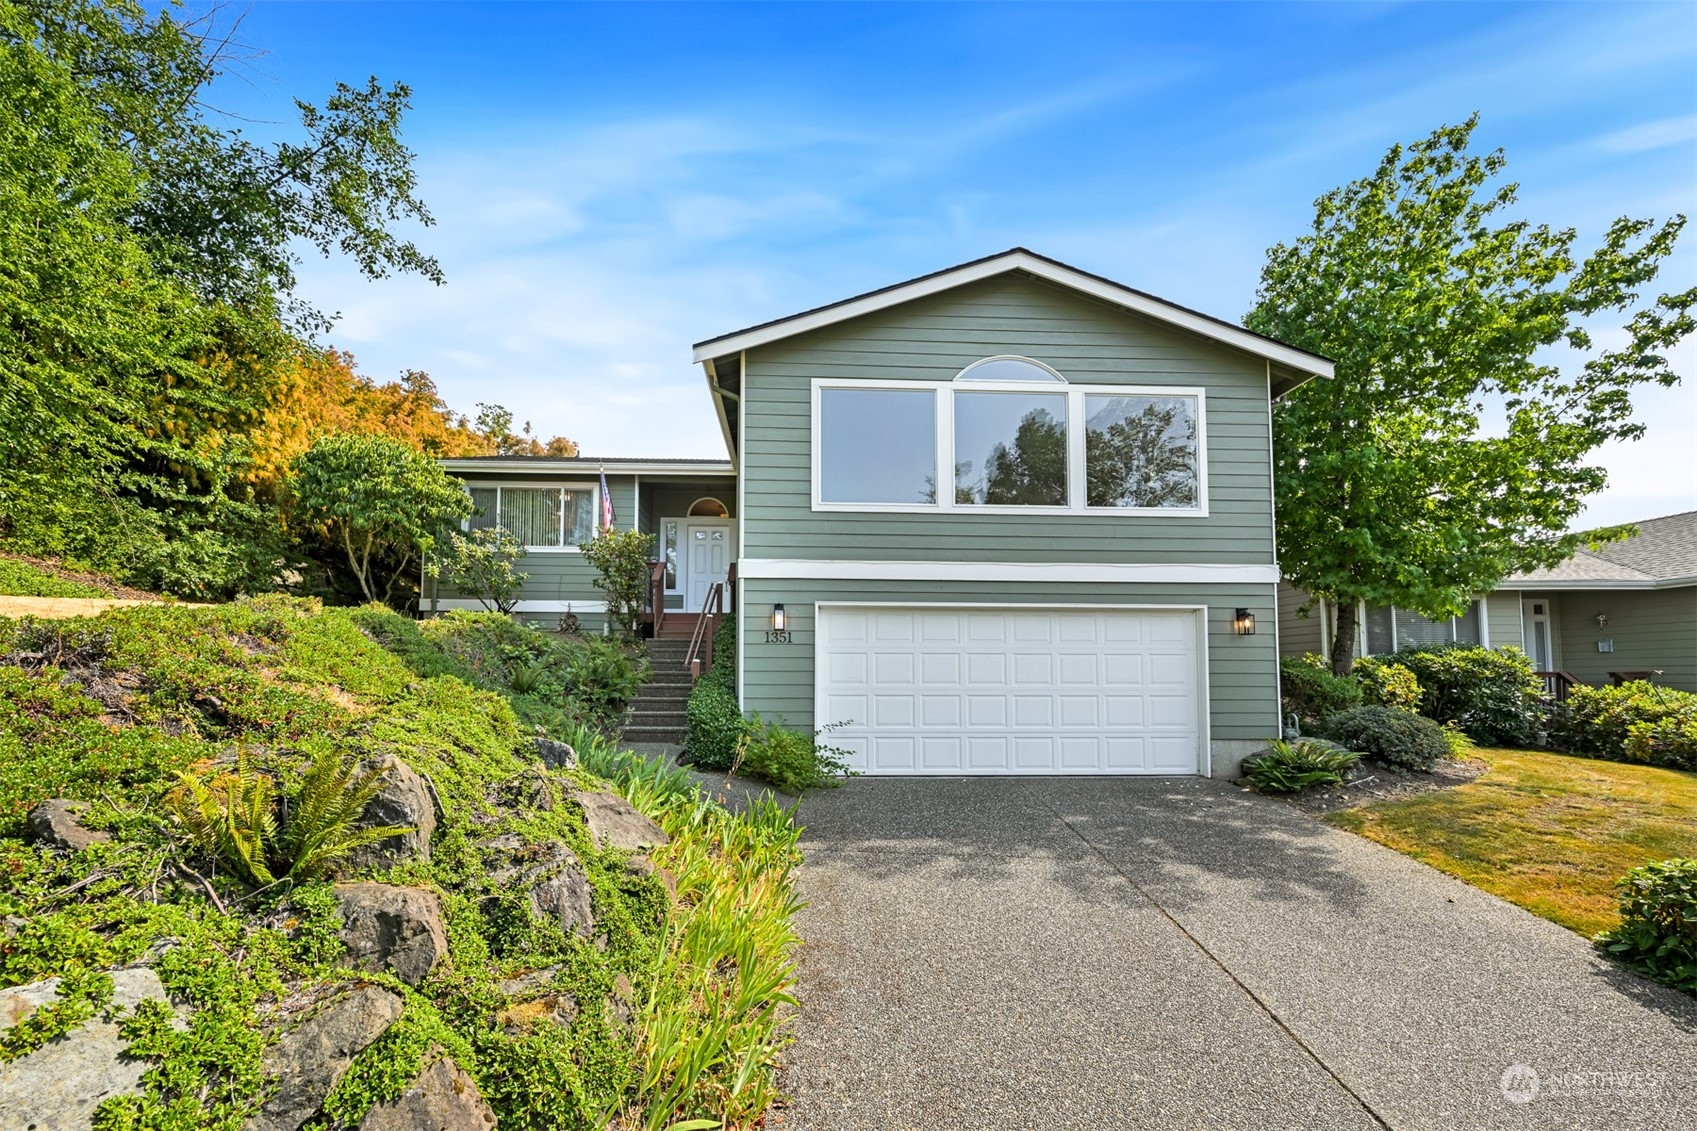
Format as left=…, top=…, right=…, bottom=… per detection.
left=817, top=606, right=1203, bottom=775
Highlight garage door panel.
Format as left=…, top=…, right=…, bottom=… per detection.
left=820, top=607, right=1201, bottom=776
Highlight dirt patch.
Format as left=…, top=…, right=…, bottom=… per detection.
left=0, top=554, right=159, bottom=600
left=1272, top=755, right=1490, bottom=816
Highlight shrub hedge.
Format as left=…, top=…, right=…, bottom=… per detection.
left=1323, top=704, right=1451, bottom=773
left=1597, top=858, right=1697, bottom=994
left=1353, top=656, right=1422, bottom=712
left=685, top=617, right=745, bottom=770
left=1548, top=681, right=1697, bottom=771
left=1389, top=644, right=1543, bottom=747
left=1279, top=654, right=1362, bottom=726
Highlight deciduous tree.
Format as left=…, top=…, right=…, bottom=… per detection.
left=1247, top=116, right=1694, bottom=673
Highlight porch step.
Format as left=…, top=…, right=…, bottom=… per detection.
left=621, top=724, right=688, bottom=744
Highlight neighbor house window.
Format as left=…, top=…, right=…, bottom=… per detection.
left=466, top=484, right=593, bottom=549
left=811, top=360, right=1207, bottom=514
left=817, top=386, right=937, bottom=505
left=1361, top=600, right=1483, bottom=653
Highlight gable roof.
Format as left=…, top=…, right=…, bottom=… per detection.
left=691, top=248, right=1334, bottom=396
left=1504, top=510, right=1697, bottom=589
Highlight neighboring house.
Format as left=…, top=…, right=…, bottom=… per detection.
left=428, top=249, right=1334, bottom=777
left=1277, top=510, right=1697, bottom=693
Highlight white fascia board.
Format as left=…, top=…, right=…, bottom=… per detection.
left=441, top=459, right=734, bottom=477
left=1494, top=576, right=1694, bottom=591
left=691, top=251, right=1334, bottom=380
left=738, top=559, right=1281, bottom=585
left=431, top=599, right=608, bottom=613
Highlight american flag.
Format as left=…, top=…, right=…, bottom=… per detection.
left=599, top=465, right=615, bottom=529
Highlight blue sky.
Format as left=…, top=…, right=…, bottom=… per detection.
left=215, top=1, right=1696, bottom=526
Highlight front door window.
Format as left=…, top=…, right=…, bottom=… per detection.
left=1523, top=600, right=1552, bottom=670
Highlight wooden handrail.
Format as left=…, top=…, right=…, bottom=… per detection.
left=1535, top=670, right=1582, bottom=703
left=686, top=581, right=723, bottom=679
left=646, top=559, right=666, bottom=638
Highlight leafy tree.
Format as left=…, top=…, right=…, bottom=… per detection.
left=0, top=0, right=443, bottom=596
left=289, top=434, right=471, bottom=606
left=428, top=526, right=529, bottom=615
left=978, top=409, right=1067, bottom=505
left=1247, top=116, right=1695, bottom=673
left=580, top=529, right=657, bottom=636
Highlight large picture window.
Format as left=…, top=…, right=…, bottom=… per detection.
left=466, top=484, right=594, bottom=549
left=811, top=361, right=1207, bottom=515
left=1363, top=600, right=1484, bottom=652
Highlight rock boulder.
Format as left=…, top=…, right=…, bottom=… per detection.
left=571, top=790, right=669, bottom=851
left=27, top=799, right=110, bottom=851
left=0, top=968, right=177, bottom=1131
left=356, top=1054, right=496, bottom=1131
left=334, top=883, right=449, bottom=986
left=534, top=737, right=577, bottom=770
left=341, top=755, right=435, bottom=874
left=244, top=985, right=404, bottom=1131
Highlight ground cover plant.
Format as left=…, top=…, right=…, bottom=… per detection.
left=1242, top=740, right=1361, bottom=794
left=1329, top=748, right=1697, bottom=936
left=0, top=596, right=801, bottom=1129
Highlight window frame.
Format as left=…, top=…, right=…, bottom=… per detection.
left=461, top=482, right=599, bottom=552
left=809, top=377, right=1209, bottom=517
left=1358, top=599, right=1485, bottom=652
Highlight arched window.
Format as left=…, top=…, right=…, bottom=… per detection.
left=687, top=497, right=730, bottom=517
left=954, top=355, right=1066, bottom=383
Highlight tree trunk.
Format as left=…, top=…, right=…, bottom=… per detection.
left=1330, top=600, right=1359, bottom=677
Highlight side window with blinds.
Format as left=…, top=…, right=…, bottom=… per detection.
left=460, top=484, right=593, bottom=549
left=1364, top=599, right=1485, bottom=653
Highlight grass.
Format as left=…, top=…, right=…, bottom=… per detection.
left=0, top=556, right=111, bottom=598
left=1329, top=747, right=1697, bottom=936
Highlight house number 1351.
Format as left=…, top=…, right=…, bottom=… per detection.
left=764, top=630, right=793, bottom=644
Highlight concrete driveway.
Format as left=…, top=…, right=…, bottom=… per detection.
left=776, top=777, right=1697, bottom=1131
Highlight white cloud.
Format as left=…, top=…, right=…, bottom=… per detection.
left=1594, top=115, right=1697, bottom=154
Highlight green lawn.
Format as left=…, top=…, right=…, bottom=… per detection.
left=1328, top=747, right=1697, bottom=936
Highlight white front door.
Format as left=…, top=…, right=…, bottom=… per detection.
left=1522, top=599, right=1553, bottom=670
left=683, top=521, right=732, bottom=610
left=817, top=605, right=1203, bottom=775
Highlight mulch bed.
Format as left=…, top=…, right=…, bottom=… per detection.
left=1272, top=755, right=1490, bottom=816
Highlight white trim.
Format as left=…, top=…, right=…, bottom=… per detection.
left=445, top=459, right=734, bottom=476
left=1494, top=576, right=1696, bottom=591
left=738, top=559, right=1281, bottom=584
left=1478, top=593, right=1491, bottom=648
left=692, top=249, right=1335, bottom=381
left=685, top=496, right=732, bottom=518
left=810, top=377, right=1210, bottom=517
left=432, top=599, right=608, bottom=613
left=811, top=599, right=1211, bottom=777
left=631, top=474, right=641, bottom=533
left=954, top=355, right=1067, bottom=383
left=736, top=351, right=747, bottom=710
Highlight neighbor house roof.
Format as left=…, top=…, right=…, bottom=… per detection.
left=440, top=456, right=734, bottom=476
left=690, top=248, right=1335, bottom=397
left=1504, top=510, right=1697, bottom=590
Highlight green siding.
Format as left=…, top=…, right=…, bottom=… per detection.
left=739, top=578, right=1280, bottom=742
left=1484, top=592, right=1524, bottom=651
left=741, top=273, right=1276, bottom=564
left=1276, top=582, right=1327, bottom=658
left=1549, top=588, right=1697, bottom=692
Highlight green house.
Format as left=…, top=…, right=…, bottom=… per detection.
left=427, top=249, right=1336, bottom=777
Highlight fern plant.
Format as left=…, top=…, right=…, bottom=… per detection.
left=1242, top=739, right=1361, bottom=794
left=167, top=749, right=414, bottom=886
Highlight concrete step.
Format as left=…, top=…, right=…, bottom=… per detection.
left=621, top=725, right=687, bottom=744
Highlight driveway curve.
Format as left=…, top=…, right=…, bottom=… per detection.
left=776, top=777, right=1697, bottom=1130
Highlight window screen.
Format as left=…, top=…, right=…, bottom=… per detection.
left=1364, top=605, right=1395, bottom=655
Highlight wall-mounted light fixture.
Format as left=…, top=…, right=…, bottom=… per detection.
left=1594, top=612, right=1609, bottom=629
left=1233, top=608, right=1257, bottom=636
left=771, top=604, right=786, bottom=632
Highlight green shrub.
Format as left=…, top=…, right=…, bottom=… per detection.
left=1389, top=644, right=1543, bottom=746
left=579, top=529, right=657, bottom=636
left=1323, top=705, right=1451, bottom=773
left=1241, top=739, right=1361, bottom=794
left=1549, top=681, right=1697, bottom=771
left=1354, top=656, right=1421, bottom=711
left=685, top=680, right=746, bottom=771
left=1279, top=653, right=1362, bottom=725
left=685, top=617, right=744, bottom=770
left=739, top=716, right=854, bottom=793
left=1596, top=858, right=1697, bottom=994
